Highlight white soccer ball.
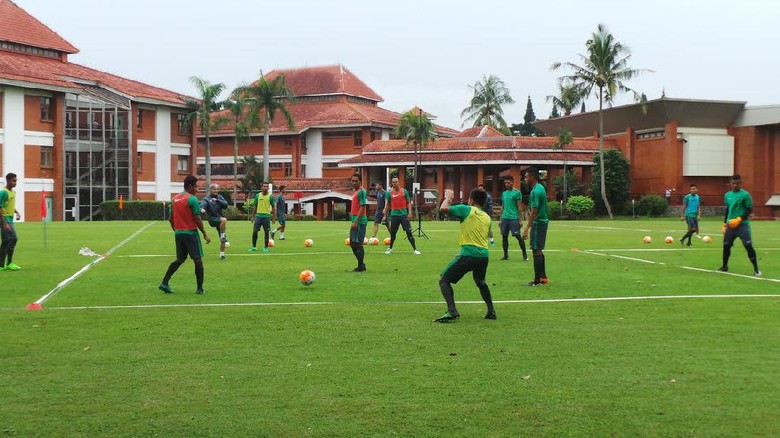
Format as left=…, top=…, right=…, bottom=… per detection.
left=702, top=235, right=712, bottom=243
left=664, top=236, right=674, bottom=244
left=368, top=237, right=379, bottom=245
left=224, top=241, right=231, bottom=248
left=304, top=238, right=314, bottom=247
left=643, top=236, right=652, bottom=244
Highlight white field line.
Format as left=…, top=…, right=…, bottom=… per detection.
left=680, top=266, right=780, bottom=282
left=587, top=247, right=780, bottom=252
left=121, top=249, right=565, bottom=258
left=36, top=294, right=780, bottom=311
left=33, top=222, right=156, bottom=305
left=555, top=224, right=653, bottom=232
left=585, top=251, right=664, bottom=265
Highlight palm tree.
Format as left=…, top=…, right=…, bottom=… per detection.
left=546, top=83, right=586, bottom=117
left=235, top=72, right=295, bottom=182
left=184, top=76, right=226, bottom=190
left=460, top=74, right=515, bottom=131
left=551, top=23, right=648, bottom=218
left=223, top=96, right=250, bottom=206
left=552, top=128, right=574, bottom=204
left=395, top=109, right=436, bottom=185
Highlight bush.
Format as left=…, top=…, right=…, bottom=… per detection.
left=224, top=205, right=246, bottom=221
left=101, top=200, right=168, bottom=220
left=636, top=195, right=668, bottom=217
left=547, top=200, right=562, bottom=220
left=565, top=195, right=595, bottom=219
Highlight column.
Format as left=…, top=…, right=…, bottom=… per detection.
left=305, top=130, right=323, bottom=178
left=2, top=88, right=25, bottom=220
left=154, top=107, right=172, bottom=200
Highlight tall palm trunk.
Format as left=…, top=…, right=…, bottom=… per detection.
left=263, top=117, right=270, bottom=183
left=232, top=135, right=239, bottom=207
left=598, top=86, right=614, bottom=219
left=205, top=134, right=212, bottom=190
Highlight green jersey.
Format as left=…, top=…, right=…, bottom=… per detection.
left=449, top=204, right=491, bottom=258
left=350, top=188, right=368, bottom=224
left=254, top=192, right=276, bottom=218
left=0, top=188, right=15, bottom=221
left=501, top=188, right=522, bottom=220
left=529, top=183, right=548, bottom=224
left=724, top=189, right=752, bottom=222
left=683, top=193, right=700, bottom=218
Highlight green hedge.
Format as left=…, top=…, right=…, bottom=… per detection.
left=636, top=195, right=668, bottom=217
left=565, top=195, right=595, bottom=219
left=101, top=200, right=168, bottom=220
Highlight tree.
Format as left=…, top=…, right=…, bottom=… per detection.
left=580, top=102, right=586, bottom=113
left=184, top=76, right=226, bottom=190
left=223, top=95, right=250, bottom=206
left=549, top=105, right=560, bottom=119
left=460, top=74, right=515, bottom=131
left=546, top=83, right=586, bottom=117
left=237, top=155, right=266, bottom=197
left=395, top=109, right=436, bottom=185
left=235, top=72, right=295, bottom=182
left=517, top=96, right=545, bottom=136
left=590, top=148, right=630, bottom=216
left=552, top=23, right=648, bottom=218
left=552, top=128, right=574, bottom=203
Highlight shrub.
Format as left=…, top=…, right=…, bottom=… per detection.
left=547, top=200, right=562, bottom=220
left=636, top=195, right=668, bottom=217
left=101, top=200, right=167, bottom=220
left=565, top=195, right=595, bottom=219
left=224, top=206, right=246, bottom=221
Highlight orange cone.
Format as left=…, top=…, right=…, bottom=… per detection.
left=27, top=303, right=42, bottom=311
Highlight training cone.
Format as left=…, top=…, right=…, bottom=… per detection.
left=26, top=303, right=42, bottom=311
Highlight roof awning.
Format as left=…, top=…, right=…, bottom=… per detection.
left=765, top=195, right=780, bottom=206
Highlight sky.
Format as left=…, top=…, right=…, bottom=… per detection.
left=19, top=0, right=780, bottom=130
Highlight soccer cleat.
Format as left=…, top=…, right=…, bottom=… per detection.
left=500, top=255, right=509, bottom=260
left=195, top=288, right=205, bottom=295
left=220, top=234, right=227, bottom=243
left=4, top=263, right=20, bottom=271
left=413, top=249, right=422, bottom=255
left=220, top=255, right=227, bottom=260
left=523, top=255, right=529, bottom=261
left=270, top=231, right=276, bottom=240
left=524, top=281, right=541, bottom=287
left=262, top=247, right=269, bottom=253
left=158, top=283, right=174, bottom=294
left=385, top=248, right=393, bottom=254
left=484, top=311, right=497, bottom=320
left=754, top=270, right=762, bottom=277
left=433, top=312, right=460, bottom=323
left=679, top=237, right=684, bottom=246
left=686, top=242, right=693, bottom=247
left=490, top=239, right=495, bottom=246
left=351, top=265, right=367, bottom=272
left=0, top=265, right=4, bottom=271
left=248, top=247, right=257, bottom=252
left=716, top=266, right=728, bottom=272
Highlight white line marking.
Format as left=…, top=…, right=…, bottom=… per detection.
left=584, top=251, right=664, bottom=265
left=587, top=247, right=780, bottom=252
left=33, top=222, right=157, bottom=305
left=680, top=266, right=780, bottom=283
left=36, top=294, right=780, bottom=311
left=120, top=249, right=564, bottom=258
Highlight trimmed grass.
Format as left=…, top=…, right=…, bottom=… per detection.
left=1, top=218, right=778, bottom=436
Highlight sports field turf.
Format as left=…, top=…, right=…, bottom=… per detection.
left=2, top=218, right=778, bottom=436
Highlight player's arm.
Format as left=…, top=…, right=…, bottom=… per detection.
left=382, top=192, right=390, bottom=218
left=0, top=192, right=8, bottom=230
left=270, top=196, right=277, bottom=222
left=681, top=197, right=687, bottom=220
left=697, top=199, right=702, bottom=220
left=249, top=195, right=257, bottom=220
left=406, top=190, right=413, bottom=219
left=523, top=206, right=537, bottom=239
left=189, top=197, right=210, bottom=243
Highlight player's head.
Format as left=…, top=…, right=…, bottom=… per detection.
left=477, top=184, right=485, bottom=192
left=350, top=173, right=362, bottom=189
left=261, top=181, right=269, bottom=193
left=503, top=176, right=513, bottom=189
left=689, top=184, right=698, bottom=195
left=183, top=175, right=198, bottom=195
left=524, top=167, right=540, bottom=185
left=730, top=174, right=742, bottom=192
left=470, top=188, right=487, bottom=209
left=4, top=172, right=17, bottom=189
left=374, top=182, right=383, bottom=190
left=279, top=185, right=286, bottom=193
left=390, top=176, right=400, bottom=190
left=209, top=183, right=219, bottom=195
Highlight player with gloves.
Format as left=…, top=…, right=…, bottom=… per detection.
left=717, top=174, right=761, bottom=276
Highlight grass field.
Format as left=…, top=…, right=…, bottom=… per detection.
left=1, top=217, right=779, bottom=436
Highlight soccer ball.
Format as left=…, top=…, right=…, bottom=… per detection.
left=702, top=235, right=712, bottom=243
left=368, top=237, right=379, bottom=245
left=304, top=238, right=313, bottom=247
left=383, top=237, right=391, bottom=246
left=268, top=239, right=275, bottom=247
left=665, top=236, right=674, bottom=244
left=224, top=241, right=231, bottom=248
left=345, top=238, right=351, bottom=246
left=363, top=237, right=369, bottom=245
left=643, top=236, right=652, bottom=244
left=299, top=270, right=316, bottom=286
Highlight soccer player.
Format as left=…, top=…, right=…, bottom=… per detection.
left=159, top=175, right=211, bottom=294
left=371, top=182, right=389, bottom=239
left=499, top=176, right=528, bottom=261
left=271, top=185, right=287, bottom=241
left=382, top=176, right=420, bottom=255
left=0, top=172, right=22, bottom=271
left=249, top=182, right=276, bottom=253
left=679, top=184, right=701, bottom=247
left=348, top=173, right=368, bottom=272
left=434, top=188, right=495, bottom=322
left=201, top=183, right=230, bottom=260
left=522, top=167, right=549, bottom=286
left=478, top=183, right=495, bottom=246
left=718, top=174, right=761, bottom=276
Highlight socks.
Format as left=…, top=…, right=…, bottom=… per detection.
left=722, top=245, right=732, bottom=268
left=477, top=281, right=494, bottom=313
left=502, top=236, right=509, bottom=257
left=194, top=259, right=204, bottom=289
left=746, top=244, right=759, bottom=271
left=439, top=279, right=457, bottom=314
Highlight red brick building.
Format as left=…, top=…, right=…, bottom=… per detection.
left=0, top=0, right=193, bottom=221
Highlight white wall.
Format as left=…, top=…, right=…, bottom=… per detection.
left=305, top=130, right=323, bottom=178
left=1, top=88, right=25, bottom=220
left=154, top=108, right=172, bottom=199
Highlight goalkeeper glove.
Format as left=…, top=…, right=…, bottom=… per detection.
left=728, top=217, right=743, bottom=229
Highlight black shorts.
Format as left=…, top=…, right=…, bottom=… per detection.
left=724, top=222, right=752, bottom=247
left=389, top=215, right=412, bottom=234
left=374, top=211, right=386, bottom=225
left=500, top=219, right=521, bottom=236
left=208, top=217, right=222, bottom=229
left=349, top=222, right=367, bottom=244
left=685, top=216, right=699, bottom=230
left=277, top=213, right=286, bottom=225
left=175, top=232, right=203, bottom=260
left=1, top=221, right=17, bottom=242
left=253, top=216, right=271, bottom=232
left=530, top=222, right=548, bottom=250
left=441, top=255, right=489, bottom=284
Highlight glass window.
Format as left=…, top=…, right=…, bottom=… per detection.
left=177, top=113, right=188, bottom=135
left=177, top=155, right=189, bottom=172
left=40, top=97, right=52, bottom=121
left=354, top=131, right=363, bottom=147
left=41, top=146, right=53, bottom=168
left=136, top=109, right=143, bottom=129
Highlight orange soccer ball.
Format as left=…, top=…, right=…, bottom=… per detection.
left=368, top=237, right=379, bottom=245
left=304, top=238, right=313, bottom=247
left=383, top=237, right=391, bottom=246
left=268, top=238, right=275, bottom=247
left=664, top=236, right=674, bottom=244
left=642, top=236, right=652, bottom=244
left=299, top=270, right=316, bottom=286
left=345, top=238, right=351, bottom=246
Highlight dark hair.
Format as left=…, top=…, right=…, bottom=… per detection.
left=261, top=181, right=269, bottom=186
left=731, top=173, right=742, bottom=181
left=5, top=172, right=16, bottom=180
left=524, top=166, right=540, bottom=180
left=183, top=175, right=198, bottom=188
left=352, top=173, right=362, bottom=181
left=477, top=183, right=484, bottom=189
left=471, top=188, right=487, bottom=208
left=690, top=184, right=697, bottom=188
left=504, top=176, right=513, bottom=182
left=279, top=185, right=286, bottom=191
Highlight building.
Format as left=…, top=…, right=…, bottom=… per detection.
left=534, top=97, right=780, bottom=217
left=0, top=0, right=193, bottom=221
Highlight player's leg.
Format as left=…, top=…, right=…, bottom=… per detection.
left=187, top=233, right=205, bottom=293
left=349, top=223, right=366, bottom=271
left=387, top=216, right=401, bottom=252
left=718, top=228, right=736, bottom=271
left=0, top=226, right=11, bottom=268
left=500, top=220, right=510, bottom=259
left=262, top=217, right=270, bottom=249
left=534, top=222, right=548, bottom=283
left=2, top=223, right=18, bottom=268
left=160, top=234, right=188, bottom=292
left=402, top=217, right=418, bottom=251
left=471, top=257, right=495, bottom=319
left=436, top=256, right=469, bottom=321
left=511, top=221, right=528, bottom=260
left=738, top=224, right=760, bottom=275
left=250, top=216, right=260, bottom=250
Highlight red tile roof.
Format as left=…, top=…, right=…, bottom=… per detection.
left=456, top=125, right=507, bottom=138
left=0, top=50, right=190, bottom=105
left=0, top=0, right=78, bottom=54
left=262, top=65, right=383, bottom=102
left=205, top=176, right=352, bottom=195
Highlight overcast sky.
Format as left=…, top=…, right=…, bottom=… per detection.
left=20, top=0, right=780, bottom=130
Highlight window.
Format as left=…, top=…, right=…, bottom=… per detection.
left=354, top=131, right=363, bottom=147
left=41, top=146, right=53, bottom=168
left=284, top=163, right=292, bottom=177
left=136, top=109, right=143, bottom=129
left=269, top=162, right=283, bottom=169
left=177, top=113, right=188, bottom=135
left=322, top=131, right=353, bottom=138
left=137, top=152, right=143, bottom=172
left=284, top=138, right=293, bottom=148
left=177, top=155, right=189, bottom=172
left=40, top=97, right=52, bottom=121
